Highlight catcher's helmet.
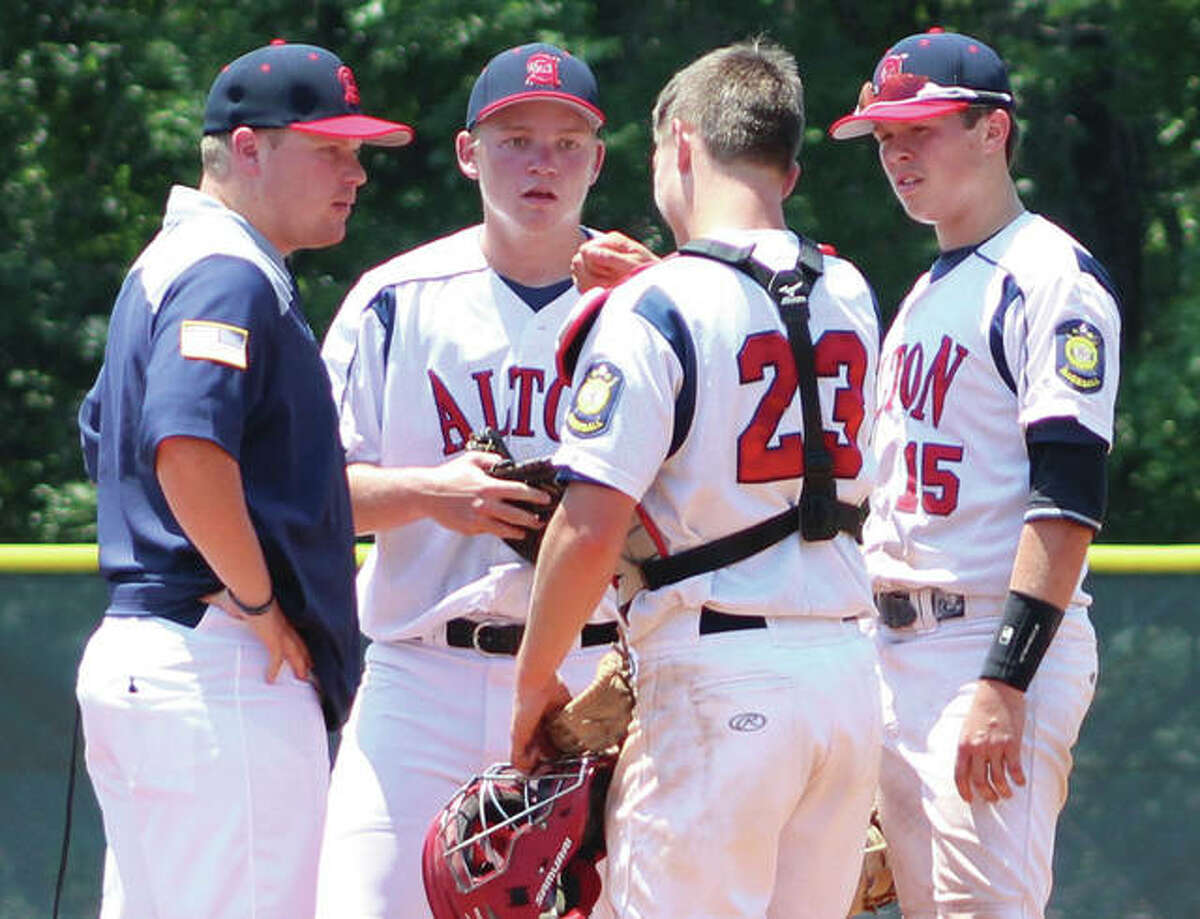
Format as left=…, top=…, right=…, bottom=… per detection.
left=422, top=755, right=615, bottom=919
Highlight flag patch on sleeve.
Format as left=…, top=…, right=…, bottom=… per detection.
left=566, top=360, right=623, bottom=437
left=179, top=320, right=249, bottom=370
left=1055, top=320, right=1104, bottom=392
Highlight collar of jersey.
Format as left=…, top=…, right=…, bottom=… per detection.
left=161, top=185, right=295, bottom=313
left=929, top=210, right=1031, bottom=282
left=930, top=245, right=976, bottom=281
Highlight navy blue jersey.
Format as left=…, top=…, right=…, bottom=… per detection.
left=79, top=186, right=359, bottom=728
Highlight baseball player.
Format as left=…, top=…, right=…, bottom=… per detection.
left=73, top=43, right=412, bottom=919
left=315, top=43, right=621, bottom=919
left=829, top=29, right=1121, bottom=918
left=511, top=40, right=884, bottom=919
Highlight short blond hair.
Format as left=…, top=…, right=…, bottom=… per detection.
left=200, top=128, right=287, bottom=179
left=200, top=133, right=232, bottom=178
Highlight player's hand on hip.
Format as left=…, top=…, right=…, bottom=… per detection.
left=571, top=231, right=658, bottom=292
left=424, top=451, right=551, bottom=539
left=955, top=678, right=1027, bottom=803
left=510, top=675, right=571, bottom=773
left=206, top=590, right=313, bottom=683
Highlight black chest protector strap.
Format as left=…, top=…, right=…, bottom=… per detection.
left=637, top=237, right=866, bottom=593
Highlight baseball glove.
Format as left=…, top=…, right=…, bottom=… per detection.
left=467, top=428, right=564, bottom=564
left=847, top=809, right=897, bottom=916
left=545, top=648, right=635, bottom=756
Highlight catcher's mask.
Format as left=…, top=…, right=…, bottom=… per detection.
left=422, top=755, right=615, bottom=919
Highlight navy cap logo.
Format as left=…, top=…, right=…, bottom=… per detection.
left=337, top=66, right=360, bottom=106
left=526, top=52, right=561, bottom=88
left=878, top=53, right=905, bottom=86
left=203, top=42, right=413, bottom=146
left=830, top=30, right=1013, bottom=141
left=465, top=42, right=604, bottom=130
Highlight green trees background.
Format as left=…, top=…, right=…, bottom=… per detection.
left=2, top=0, right=1198, bottom=541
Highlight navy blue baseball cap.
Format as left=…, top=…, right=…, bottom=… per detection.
left=204, top=40, right=414, bottom=146
left=830, top=29, right=1012, bottom=140
left=466, top=43, right=604, bottom=130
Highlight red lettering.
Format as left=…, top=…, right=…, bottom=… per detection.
left=508, top=367, right=545, bottom=437
left=428, top=370, right=474, bottom=455
left=894, top=440, right=964, bottom=516
left=922, top=442, right=964, bottom=515
left=899, top=343, right=925, bottom=411
left=471, top=370, right=500, bottom=430
left=543, top=375, right=569, bottom=443
left=909, top=336, right=968, bottom=426
left=736, top=332, right=802, bottom=482
left=736, top=329, right=868, bottom=483
left=897, top=440, right=919, bottom=512
left=925, top=337, right=968, bottom=428
left=813, top=330, right=867, bottom=477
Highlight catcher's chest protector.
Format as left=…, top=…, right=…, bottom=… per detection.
left=559, top=239, right=866, bottom=609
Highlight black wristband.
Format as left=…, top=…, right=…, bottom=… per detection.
left=228, top=587, right=274, bottom=616
left=980, top=590, right=1065, bottom=691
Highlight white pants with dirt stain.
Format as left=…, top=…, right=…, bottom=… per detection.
left=603, top=614, right=883, bottom=919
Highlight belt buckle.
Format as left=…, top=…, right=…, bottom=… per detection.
left=470, top=619, right=513, bottom=656
left=876, top=592, right=917, bottom=629
left=877, top=591, right=946, bottom=633
left=932, top=590, right=965, bottom=621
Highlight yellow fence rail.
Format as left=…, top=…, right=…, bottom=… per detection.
left=1, top=543, right=1198, bottom=574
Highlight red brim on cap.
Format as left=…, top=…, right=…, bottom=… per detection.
left=473, top=91, right=605, bottom=128
left=292, top=114, right=415, bottom=146
left=829, top=99, right=969, bottom=140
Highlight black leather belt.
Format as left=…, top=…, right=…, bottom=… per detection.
left=874, top=590, right=966, bottom=628
left=699, top=607, right=767, bottom=635
left=446, top=618, right=619, bottom=655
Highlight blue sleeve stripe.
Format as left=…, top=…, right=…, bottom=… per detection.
left=338, top=286, right=396, bottom=417
left=368, top=287, right=398, bottom=364
left=632, top=286, right=697, bottom=457
left=988, top=274, right=1023, bottom=394
left=558, top=467, right=607, bottom=486
left=1075, top=249, right=1121, bottom=306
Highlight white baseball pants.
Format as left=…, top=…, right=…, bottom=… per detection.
left=315, top=637, right=615, bottom=919
left=875, top=608, right=1098, bottom=919
left=603, top=616, right=882, bottom=919
left=76, top=610, right=329, bottom=919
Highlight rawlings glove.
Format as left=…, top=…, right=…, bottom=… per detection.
left=467, top=428, right=564, bottom=564
left=847, top=808, right=897, bottom=916
left=545, top=648, right=634, bottom=756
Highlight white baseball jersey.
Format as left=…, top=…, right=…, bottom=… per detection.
left=556, top=228, right=880, bottom=639
left=558, top=228, right=884, bottom=918
left=323, top=225, right=616, bottom=641
left=864, top=211, right=1121, bottom=603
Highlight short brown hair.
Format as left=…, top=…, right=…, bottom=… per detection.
left=963, top=105, right=1020, bottom=166
left=652, top=38, right=803, bottom=173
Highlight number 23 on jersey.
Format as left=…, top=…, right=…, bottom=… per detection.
left=736, top=328, right=868, bottom=483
